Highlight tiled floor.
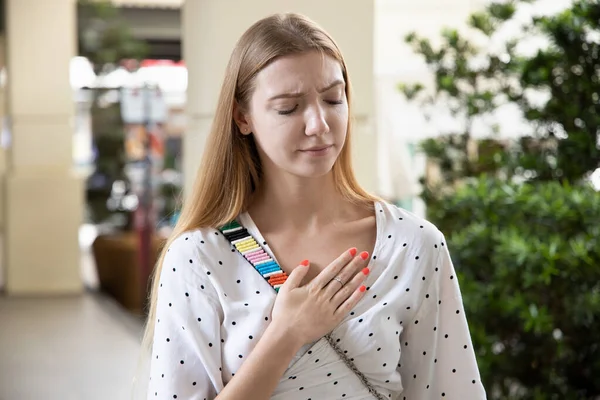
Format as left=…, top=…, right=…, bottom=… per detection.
left=0, top=291, right=144, bottom=400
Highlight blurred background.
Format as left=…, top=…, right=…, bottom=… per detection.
left=0, top=0, right=598, bottom=399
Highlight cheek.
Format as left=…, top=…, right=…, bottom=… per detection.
left=251, top=122, right=292, bottom=159
left=254, top=115, right=300, bottom=144
left=330, top=106, right=349, bottom=134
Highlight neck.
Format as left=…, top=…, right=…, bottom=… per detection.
left=249, top=170, right=346, bottom=230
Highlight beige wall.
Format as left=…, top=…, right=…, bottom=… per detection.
left=3, top=0, right=83, bottom=294
left=181, top=0, right=378, bottom=196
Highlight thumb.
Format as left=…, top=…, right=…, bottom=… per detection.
left=281, top=260, right=310, bottom=291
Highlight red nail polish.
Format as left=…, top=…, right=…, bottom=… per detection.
left=300, top=260, right=309, bottom=266
left=349, top=248, right=357, bottom=257
left=359, top=285, right=366, bottom=292
left=362, top=267, right=370, bottom=275
left=360, top=251, right=369, bottom=260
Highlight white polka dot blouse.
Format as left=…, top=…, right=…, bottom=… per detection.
left=148, top=201, right=487, bottom=399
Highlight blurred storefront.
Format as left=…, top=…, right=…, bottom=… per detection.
left=0, top=0, right=379, bottom=298
left=88, top=0, right=183, bottom=60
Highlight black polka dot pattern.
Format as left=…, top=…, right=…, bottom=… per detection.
left=147, top=203, right=485, bottom=399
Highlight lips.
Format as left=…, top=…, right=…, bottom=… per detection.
left=300, top=145, right=332, bottom=152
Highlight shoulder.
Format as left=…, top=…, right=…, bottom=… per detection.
left=376, top=201, right=446, bottom=246
left=165, top=226, right=233, bottom=264
left=154, top=230, right=225, bottom=326
left=160, top=227, right=233, bottom=291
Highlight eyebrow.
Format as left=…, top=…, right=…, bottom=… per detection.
left=267, top=79, right=345, bottom=101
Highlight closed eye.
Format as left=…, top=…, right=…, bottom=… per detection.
left=277, top=105, right=298, bottom=115
left=277, top=99, right=342, bottom=115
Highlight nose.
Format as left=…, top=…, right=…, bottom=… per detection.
left=304, top=105, right=330, bottom=137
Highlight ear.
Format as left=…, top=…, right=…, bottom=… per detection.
left=233, top=102, right=253, bottom=135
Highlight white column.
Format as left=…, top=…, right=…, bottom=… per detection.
left=0, top=35, right=6, bottom=289
left=182, top=0, right=377, bottom=195
left=3, top=0, right=83, bottom=294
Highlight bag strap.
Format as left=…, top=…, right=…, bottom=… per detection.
left=219, top=220, right=388, bottom=400
left=219, top=220, right=289, bottom=291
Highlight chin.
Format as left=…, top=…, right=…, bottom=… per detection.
left=290, top=160, right=336, bottom=179
left=265, top=148, right=340, bottom=179
left=292, top=148, right=340, bottom=178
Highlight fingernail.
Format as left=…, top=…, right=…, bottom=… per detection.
left=359, top=285, right=366, bottom=292
left=300, top=259, right=309, bottom=266
left=362, top=267, right=370, bottom=275
left=360, top=251, right=369, bottom=260
left=349, top=248, right=357, bottom=257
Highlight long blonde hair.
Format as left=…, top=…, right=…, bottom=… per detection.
left=137, top=12, right=377, bottom=390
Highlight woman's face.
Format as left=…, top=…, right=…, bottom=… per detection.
left=236, top=51, right=349, bottom=179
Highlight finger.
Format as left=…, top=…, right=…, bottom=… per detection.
left=330, top=264, right=369, bottom=306
left=311, top=248, right=357, bottom=289
left=280, top=260, right=310, bottom=292
left=334, top=283, right=368, bottom=318
left=323, top=251, right=369, bottom=298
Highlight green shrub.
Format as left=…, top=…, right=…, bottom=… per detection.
left=429, top=176, right=600, bottom=399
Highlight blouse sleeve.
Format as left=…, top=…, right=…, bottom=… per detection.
left=398, top=233, right=487, bottom=399
left=148, top=234, right=225, bottom=400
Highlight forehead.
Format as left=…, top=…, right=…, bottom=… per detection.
left=253, top=51, right=344, bottom=98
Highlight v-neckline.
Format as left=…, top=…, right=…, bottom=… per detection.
left=237, top=201, right=385, bottom=278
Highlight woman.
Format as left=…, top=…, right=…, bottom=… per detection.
left=142, top=13, right=486, bottom=400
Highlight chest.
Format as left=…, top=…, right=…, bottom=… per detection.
left=262, top=220, right=377, bottom=283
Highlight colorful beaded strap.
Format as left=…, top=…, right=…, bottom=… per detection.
left=219, top=220, right=288, bottom=292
